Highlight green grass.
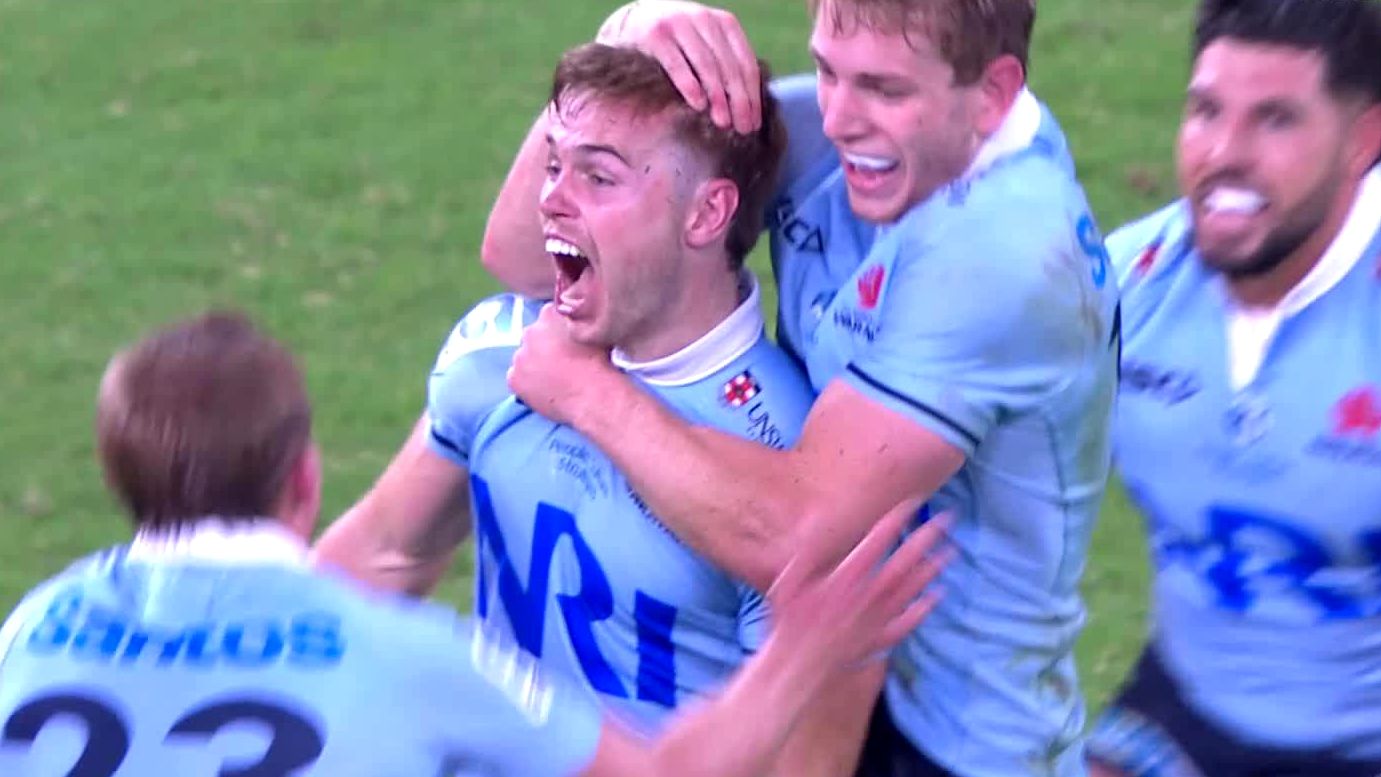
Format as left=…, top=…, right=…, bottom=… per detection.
left=0, top=0, right=1192, bottom=711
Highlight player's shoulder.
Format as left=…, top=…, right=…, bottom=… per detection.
left=1107, top=200, right=1195, bottom=287
left=0, top=547, right=127, bottom=666
left=905, top=152, right=1084, bottom=273
left=892, top=167, right=1079, bottom=298
left=769, top=73, right=838, bottom=197
left=432, top=292, right=542, bottom=378
left=11, top=546, right=130, bottom=607
left=312, top=573, right=551, bottom=719
left=689, top=336, right=814, bottom=449
left=428, top=293, right=541, bottom=443
left=305, top=566, right=470, bottom=658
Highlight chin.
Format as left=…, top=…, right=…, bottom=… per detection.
left=567, top=319, right=613, bottom=350
left=846, top=192, right=906, bottom=225
left=1197, top=246, right=1261, bottom=276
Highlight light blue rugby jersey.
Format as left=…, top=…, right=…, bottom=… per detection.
left=427, top=278, right=815, bottom=733
left=767, top=75, right=1121, bottom=777
left=0, top=522, right=602, bottom=777
left=1100, top=166, right=1381, bottom=759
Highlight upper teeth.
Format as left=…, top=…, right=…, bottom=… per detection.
left=844, top=153, right=898, bottom=172
left=1205, top=187, right=1266, bottom=215
left=546, top=238, right=586, bottom=259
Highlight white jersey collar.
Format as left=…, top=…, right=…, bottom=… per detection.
left=128, top=518, right=309, bottom=566
left=611, top=271, right=764, bottom=387
left=1222, top=165, right=1381, bottom=390
left=964, top=88, right=1041, bottom=181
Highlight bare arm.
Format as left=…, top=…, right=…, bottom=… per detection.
left=585, top=377, right=962, bottom=589
left=583, top=503, right=947, bottom=777
left=479, top=111, right=556, bottom=298
left=767, top=663, right=884, bottom=777
left=313, top=415, right=470, bottom=596
left=509, top=305, right=963, bottom=589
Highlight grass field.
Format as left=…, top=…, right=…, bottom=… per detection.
left=0, top=0, right=1193, bottom=712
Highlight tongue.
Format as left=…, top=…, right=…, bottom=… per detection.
left=556, top=271, right=591, bottom=315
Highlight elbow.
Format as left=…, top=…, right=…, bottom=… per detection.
left=760, top=497, right=860, bottom=588
left=740, top=491, right=818, bottom=590
left=480, top=228, right=549, bottom=299
left=479, top=225, right=514, bottom=286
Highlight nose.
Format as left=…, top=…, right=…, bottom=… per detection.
left=1199, top=115, right=1254, bottom=176
left=539, top=169, right=576, bottom=222
left=820, top=82, right=868, bottom=144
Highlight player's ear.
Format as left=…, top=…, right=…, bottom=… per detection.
left=972, top=54, right=1025, bottom=139
left=281, top=442, right=322, bottom=540
left=1344, top=100, right=1381, bottom=178
left=684, top=178, right=739, bottom=251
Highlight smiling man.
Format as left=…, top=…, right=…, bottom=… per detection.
left=315, top=43, right=930, bottom=776
left=480, top=1, right=1121, bottom=776
left=1085, top=1, right=1381, bottom=776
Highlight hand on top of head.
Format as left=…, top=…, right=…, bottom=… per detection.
left=597, top=0, right=762, bottom=133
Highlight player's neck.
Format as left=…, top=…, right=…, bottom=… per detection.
left=616, top=257, right=742, bottom=363
left=1226, top=177, right=1362, bottom=309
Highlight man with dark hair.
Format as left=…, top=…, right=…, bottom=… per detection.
left=317, top=43, right=905, bottom=774
left=0, top=310, right=945, bottom=776
left=481, top=1, right=1120, bottom=776
left=1085, top=1, right=1381, bottom=775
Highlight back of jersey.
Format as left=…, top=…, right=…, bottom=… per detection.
left=0, top=546, right=601, bottom=777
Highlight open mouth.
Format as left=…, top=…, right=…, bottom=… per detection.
left=1197, top=185, right=1270, bottom=235
left=842, top=152, right=900, bottom=186
left=1203, top=185, right=1268, bottom=217
left=545, top=236, right=593, bottom=315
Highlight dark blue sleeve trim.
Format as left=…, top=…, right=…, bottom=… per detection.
left=847, top=365, right=980, bottom=449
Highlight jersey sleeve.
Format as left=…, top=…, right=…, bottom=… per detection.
left=426, top=294, right=542, bottom=466
left=841, top=209, right=1101, bottom=457
left=770, top=74, right=835, bottom=199
left=734, top=584, right=770, bottom=652
left=412, top=615, right=604, bottom=776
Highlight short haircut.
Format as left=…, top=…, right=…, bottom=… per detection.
left=550, top=43, right=787, bottom=271
left=97, top=311, right=312, bottom=530
left=1194, top=0, right=1381, bottom=105
left=807, top=0, right=1036, bottom=86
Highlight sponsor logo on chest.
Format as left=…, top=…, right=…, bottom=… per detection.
left=829, top=264, right=884, bottom=343
left=1120, top=359, right=1202, bottom=405
left=1306, top=384, right=1381, bottom=467
left=548, top=438, right=612, bottom=499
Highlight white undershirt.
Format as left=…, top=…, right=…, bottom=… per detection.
left=1222, top=166, right=1381, bottom=391
left=964, top=87, right=1042, bottom=181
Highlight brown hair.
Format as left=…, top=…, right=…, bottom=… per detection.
left=808, top=0, right=1035, bottom=86
left=550, top=43, right=787, bottom=271
left=97, top=311, right=312, bottom=529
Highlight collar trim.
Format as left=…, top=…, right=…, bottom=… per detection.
left=128, top=518, right=309, bottom=566
left=611, top=272, right=764, bottom=386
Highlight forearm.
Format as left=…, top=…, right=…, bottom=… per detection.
left=480, top=110, right=555, bottom=297
left=767, top=663, right=884, bottom=777
left=576, top=376, right=811, bottom=589
left=648, top=637, right=825, bottom=777
left=313, top=495, right=464, bottom=596
left=312, top=417, right=471, bottom=596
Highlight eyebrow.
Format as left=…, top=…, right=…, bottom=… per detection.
left=809, top=46, right=914, bottom=87
left=545, top=133, right=632, bottom=166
